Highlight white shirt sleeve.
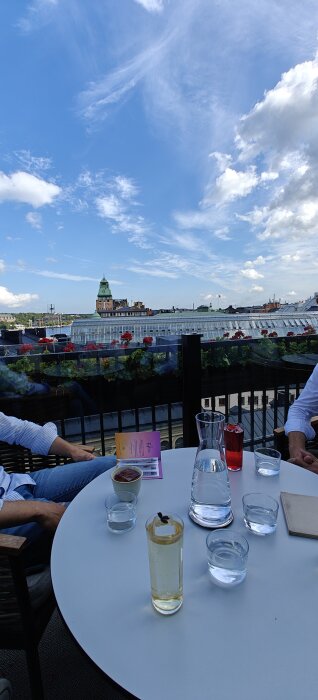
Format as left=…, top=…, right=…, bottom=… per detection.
left=284, top=364, right=318, bottom=440
left=0, top=412, right=58, bottom=455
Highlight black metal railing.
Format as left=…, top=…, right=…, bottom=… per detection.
left=0, top=333, right=316, bottom=452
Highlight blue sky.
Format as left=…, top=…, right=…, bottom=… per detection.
left=1, top=0, right=318, bottom=313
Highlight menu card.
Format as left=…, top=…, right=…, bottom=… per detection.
left=115, top=431, right=163, bottom=479
left=281, top=491, right=318, bottom=539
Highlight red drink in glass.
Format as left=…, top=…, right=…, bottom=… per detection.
left=224, top=424, right=244, bottom=471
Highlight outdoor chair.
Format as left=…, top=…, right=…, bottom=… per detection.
left=273, top=416, right=318, bottom=461
left=0, top=439, right=95, bottom=698
left=0, top=533, right=55, bottom=700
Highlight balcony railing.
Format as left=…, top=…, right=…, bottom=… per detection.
left=0, top=333, right=316, bottom=453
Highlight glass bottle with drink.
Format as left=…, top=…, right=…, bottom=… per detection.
left=224, top=423, right=244, bottom=471
left=189, top=411, right=233, bottom=528
left=146, top=512, right=183, bottom=615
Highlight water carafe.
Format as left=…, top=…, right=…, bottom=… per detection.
left=189, top=411, right=233, bottom=528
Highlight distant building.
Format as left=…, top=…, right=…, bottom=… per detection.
left=0, top=313, right=16, bottom=323
left=71, top=308, right=318, bottom=344
left=95, top=276, right=152, bottom=318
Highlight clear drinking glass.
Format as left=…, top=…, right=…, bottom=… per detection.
left=105, top=492, right=137, bottom=534
left=254, top=448, right=281, bottom=476
left=146, top=513, right=183, bottom=615
left=189, top=411, right=233, bottom=528
left=243, top=493, right=279, bottom=535
left=206, top=529, right=249, bottom=587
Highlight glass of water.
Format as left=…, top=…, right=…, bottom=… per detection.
left=243, top=493, right=279, bottom=535
left=254, top=447, right=281, bottom=476
left=105, top=492, right=137, bottom=534
left=206, top=529, right=249, bottom=588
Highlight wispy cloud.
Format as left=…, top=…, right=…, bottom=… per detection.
left=127, top=265, right=178, bottom=278
left=26, top=211, right=42, bottom=229
left=35, top=270, right=99, bottom=282
left=17, top=0, right=60, bottom=33
left=95, top=176, right=151, bottom=248
left=13, top=150, right=52, bottom=174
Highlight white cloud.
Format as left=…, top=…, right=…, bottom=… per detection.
left=0, top=286, right=38, bottom=307
left=0, top=171, right=60, bottom=208
left=251, top=285, right=264, bottom=292
left=45, top=257, right=57, bottom=263
left=287, top=290, right=297, bottom=296
left=26, top=211, right=42, bottom=229
left=244, top=256, right=266, bottom=268
left=204, top=167, right=259, bottom=206
left=133, top=0, right=165, bottom=12
left=241, top=268, right=264, bottom=279
left=237, top=57, right=318, bottom=161
left=0, top=260, right=5, bottom=273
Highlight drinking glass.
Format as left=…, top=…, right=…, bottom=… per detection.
left=105, top=492, right=137, bottom=534
left=146, top=513, right=183, bottom=615
left=243, top=493, right=279, bottom=535
left=254, top=448, right=281, bottom=476
left=206, top=529, right=249, bottom=587
left=224, top=423, right=244, bottom=471
left=189, top=411, right=233, bottom=528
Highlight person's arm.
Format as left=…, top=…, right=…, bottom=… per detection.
left=0, top=412, right=58, bottom=455
left=0, top=412, right=95, bottom=462
left=285, top=364, right=318, bottom=467
left=0, top=500, right=66, bottom=532
left=48, top=436, right=95, bottom=462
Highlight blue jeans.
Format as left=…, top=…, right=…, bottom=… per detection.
left=1, top=455, right=116, bottom=570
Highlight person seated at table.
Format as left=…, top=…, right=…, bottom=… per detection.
left=285, top=363, right=318, bottom=473
left=0, top=412, right=116, bottom=569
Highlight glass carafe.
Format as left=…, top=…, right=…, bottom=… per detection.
left=189, top=411, right=233, bottom=528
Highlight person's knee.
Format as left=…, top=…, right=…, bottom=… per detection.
left=92, top=455, right=116, bottom=474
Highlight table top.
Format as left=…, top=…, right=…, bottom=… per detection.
left=51, top=448, right=318, bottom=700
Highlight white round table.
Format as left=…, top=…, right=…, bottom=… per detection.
left=51, top=448, right=318, bottom=700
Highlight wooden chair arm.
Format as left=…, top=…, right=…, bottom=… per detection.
left=0, top=534, right=27, bottom=555
left=274, top=416, right=318, bottom=437
left=273, top=426, right=285, bottom=437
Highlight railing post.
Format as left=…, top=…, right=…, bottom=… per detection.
left=182, top=334, right=202, bottom=447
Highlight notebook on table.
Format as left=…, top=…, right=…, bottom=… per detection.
left=280, top=491, right=318, bottom=539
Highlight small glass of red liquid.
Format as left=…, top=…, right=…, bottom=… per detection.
left=224, top=424, right=244, bottom=471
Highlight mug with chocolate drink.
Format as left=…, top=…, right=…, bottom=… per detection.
left=111, top=465, right=143, bottom=498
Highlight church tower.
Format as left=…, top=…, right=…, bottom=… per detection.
left=96, top=276, right=114, bottom=313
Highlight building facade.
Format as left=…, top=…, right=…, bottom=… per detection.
left=95, top=276, right=150, bottom=318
